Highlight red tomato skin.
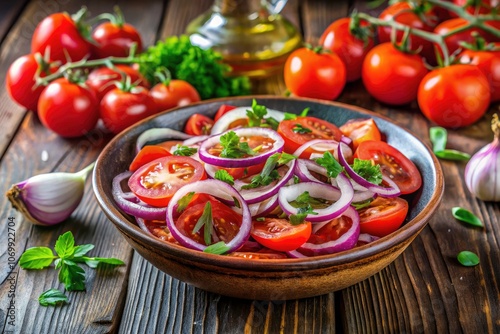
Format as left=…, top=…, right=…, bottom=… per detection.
left=358, top=197, right=409, bottom=237
left=184, top=114, right=214, bottom=136
left=452, top=0, right=497, bottom=16
left=100, top=87, right=158, bottom=134
left=251, top=219, right=312, bottom=252
left=459, top=47, right=500, bottom=102
left=6, top=54, right=54, bottom=112
left=214, top=105, right=236, bottom=121
left=37, top=78, right=99, bottom=137
left=150, top=80, right=201, bottom=111
left=31, top=13, right=91, bottom=63
left=284, top=48, right=346, bottom=100
left=377, top=2, right=437, bottom=63
left=417, top=65, right=491, bottom=128
left=86, top=65, right=149, bottom=101
left=319, top=18, right=374, bottom=82
left=339, top=118, right=382, bottom=150
left=434, top=18, right=489, bottom=57
left=362, top=43, right=428, bottom=106
left=129, top=145, right=172, bottom=172
left=91, top=22, right=143, bottom=58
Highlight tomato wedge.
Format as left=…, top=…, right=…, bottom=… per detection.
left=214, top=104, right=236, bottom=121
left=176, top=201, right=243, bottom=245
left=250, top=218, right=312, bottom=252
left=357, top=197, right=409, bottom=237
left=354, top=140, right=422, bottom=194
left=128, top=156, right=206, bottom=207
left=340, top=118, right=382, bottom=150
left=129, top=145, right=172, bottom=172
left=184, top=113, right=214, bottom=135
left=277, top=116, right=343, bottom=155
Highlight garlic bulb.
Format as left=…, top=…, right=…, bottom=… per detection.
left=464, top=114, right=500, bottom=202
left=5, top=163, right=94, bottom=225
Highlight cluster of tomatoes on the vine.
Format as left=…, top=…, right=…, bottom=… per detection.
left=283, top=0, right=500, bottom=128
left=6, top=8, right=201, bottom=137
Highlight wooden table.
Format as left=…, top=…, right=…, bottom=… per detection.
left=1, top=0, right=499, bottom=333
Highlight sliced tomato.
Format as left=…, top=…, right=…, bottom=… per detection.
left=340, top=118, right=382, bottom=150
left=214, top=104, right=236, bottom=121
left=129, top=145, right=172, bottom=172
left=277, top=116, right=343, bottom=155
left=143, top=220, right=178, bottom=244
left=354, top=140, right=422, bottom=195
left=176, top=201, right=243, bottom=245
left=357, top=197, right=409, bottom=237
left=184, top=113, right=214, bottom=135
left=128, top=156, right=206, bottom=207
left=250, top=218, right=312, bottom=252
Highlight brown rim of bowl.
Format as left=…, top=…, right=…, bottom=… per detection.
left=93, top=95, right=444, bottom=272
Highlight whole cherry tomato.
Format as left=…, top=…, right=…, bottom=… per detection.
left=6, top=54, right=56, bottom=112
left=100, top=86, right=158, bottom=134
left=459, top=45, right=500, bottom=102
left=38, top=78, right=99, bottom=137
left=284, top=47, right=346, bottom=100
left=31, top=11, right=91, bottom=63
left=452, top=0, right=498, bottom=15
left=319, top=17, right=374, bottom=82
left=378, top=2, right=438, bottom=63
left=184, top=114, right=214, bottom=135
left=92, top=17, right=143, bottom=58
left=417, top=64, right=491, bottom=128
left=86, top=65, right=149, bottom=100
left=150, top=80, right=201, bottom=112
left=434, top=18, right=489, bottom=57
left=362, top=43, right=428, bottom=105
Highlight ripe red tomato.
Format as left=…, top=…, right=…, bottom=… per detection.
left=300, top=214, right=353, bottom=256
left=129, top=145, right=172, bottom=172
left=362, top=43, right=428, bottom=106
left=355, top=140, right=422, bottom=195
left=458, top=46, right=500, bottom=102
left=6, top=54, right=56, bottom=112
left=452, top=0, right=497, bottom=15
left=378, top=2, right=437, bottom=63
left=284, top=47, right=346, bottom=100
left=357, top=197, right=409, bottom=237
left=184, top=113, right=214, bottom=135
left=434, top=18, right=488, bottom=57
left=339, top=118, right=382, bottom=150
left=128, top=156, right=206, bottom=207
left=31, top=12, right=91, bottom=63
left=100, top=86, right=158, bottom=134
left=37, top=78, right=99, bottom=137
left=214, top=104, right=236, bottom=121
left=277, top=116, right=343, bottom=155
left=250, top=218, right=312, bottom=252
left=92, top=21, right=143, bottom=58
left=150, top=80, right=201, bottom=112
left=417, top=64, right=491, bottom=128
left=86, top=65, right=149, bottom=100
left=319, top=17, right=374, bottom=82
left=176, top=200, right=242, bottom=245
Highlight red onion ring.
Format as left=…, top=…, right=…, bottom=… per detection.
left=199, top=127, right=284, bottom=168
left=166, top=179, right=251, bottom=253
left=294, top=159, right=328, bottom=183
left=210, top=106, right=285, bottom=135
left=182, top=135, right=210, bottom=147
left=358, top=233, right=380, bottom=244
left=293, top=139, right=352, bottom=160
left=248, top=194, right=279, bottom=217
left=112, top=171, right=167, bottom=221
left=135, top=128, right=192, bottom=153
left=337, top=142, right=401, bottom=197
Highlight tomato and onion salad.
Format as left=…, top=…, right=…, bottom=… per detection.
left=112, top=104, right=422, bottom=258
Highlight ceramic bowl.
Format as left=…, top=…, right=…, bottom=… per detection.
left=92, top=96, right=443, bottom=300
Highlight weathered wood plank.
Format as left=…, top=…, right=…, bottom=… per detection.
left=0, top=0, right=30, bottom=44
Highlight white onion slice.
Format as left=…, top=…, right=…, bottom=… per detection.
left=293, top=139, right=352, bottom=160
left=135, top=128, right=192, bottom=153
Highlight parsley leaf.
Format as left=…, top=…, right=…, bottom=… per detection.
left=247, top=99, right=268, bottom=127
left=315, top=152, right=343, bottom=178
left=204, top=241, right=230, bottom=255
left=288, top=191, right=321, bottom=224
left=192, top=202, right=213, bottom=245
left=352, top=159, right=382, bottom=185
left=219, top=131, right=255, bottom=158
left=173, top=145, right=197, bottom=156
left=214, top=169, right=235, bottom=185
left=177, top=192, right=195, bottom=213
left=39, top=288, right=68, bottom=307
left=292, top=123, right=312, bottom=134
left=19, top=247, right=55, bottom=269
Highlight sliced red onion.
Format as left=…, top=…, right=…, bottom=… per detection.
left=210, top=106, right=285, bottom=134
left=136, top=217, right=155, bottom=236
left=136, top=128, right=192, bottom=153
left=182, top=135, right=209, bottom=147
left=234, top=160, right=296, bottom=204
left=358, top=233, right=380, bottom=244
left=337, top=142, right=401, bottom=197
left=292, top=139, right=352, bottom=160
left=248, top=194, right=279, bottom=217
left=166, top=179, right=251, bottom=253
left=294, top=159, right=328, bottom=183
left=199, top=127, right=284, bottom=168
left=278, top=173, right=353, bottom=222
left=286, top=250, right=307, bottom=258
left=298, top=206, right=360, bottom=256
left=112, top=171, right=167, bottom=221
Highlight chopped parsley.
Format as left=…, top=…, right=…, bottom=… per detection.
left=315, top=151, right=344, bottom=178
left=352, top=159, right=382, bottom=185
left=292, top=123, right=312, bottom=134
left=214, top=169, right=235, bottom=185
left=173, top=145, right=197, bottom=156
left=219, top=131, right=255, bottom=158
left=241, top=153, right=296, bottom=190
left=246, top=99, right=280, bottom=130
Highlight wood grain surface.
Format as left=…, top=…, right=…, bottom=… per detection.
left=0, top=0, right=499, bottom=333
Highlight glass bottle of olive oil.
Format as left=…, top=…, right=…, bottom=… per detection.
left=186, top=0, right=302, bottom=78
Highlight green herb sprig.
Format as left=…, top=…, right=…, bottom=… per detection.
left=220, top=131, right=255, bottom=158
left=352, top=159, right=383, bottom=185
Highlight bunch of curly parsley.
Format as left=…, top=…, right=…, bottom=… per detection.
left=139, top=35, right=251, bottom=100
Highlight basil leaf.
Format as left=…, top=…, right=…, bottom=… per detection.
left=204, top=241, right=230, bottom=255
left=19, top=247, right=55, bottom=269
left=39, top=288, right=68, bottom=307
left=54, top=231, right=75, bottom=258
left=457, top=251, right=480, bottom=267
left=435, top=150, right=471, bottom=161
left=451, top=207, right=483, bottom=227
left=73, top=244, right=95, bottom=258
left=80, top=257, right=125, bottom=269
left=429, top=127, right=447, bottom=153
left=59, top=262, right=86, bottom=291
